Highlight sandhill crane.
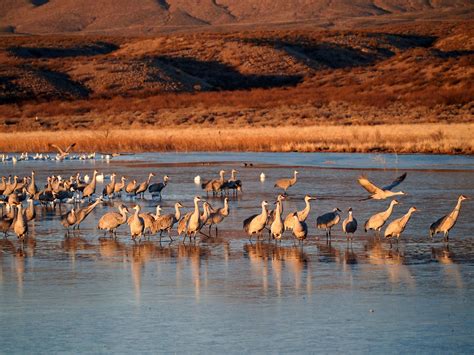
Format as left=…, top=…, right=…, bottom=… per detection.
left=61, top=208, right=77, bottom=231
left=429, top=195, right=468, bottom=241
left=342, top=208, right=358, bottom=242
left=274, top=170, right=298, bottom=195
left=0, top=176, right=7, bottom=194
left=198, top=201, right=212, bottom=236
left=243, top=200, right=269, bottom=241
left=270, top=199, right=284, bottom=242
left=148, top=175, right=169, bottom=200
left=184, top=196, right=203, bottom=242
left=206, top=197, right=229, bottom=236
left=138, top=205, right=160, bottom=235
left=27, top=171, right=38, bottom=196
left=97, top=204, right=129, bottom=236
left=24, top=198, right=36, bottom=222
left=114, top=176, right=127, bottom=197
left=125, top=179, right=138, bottom=197
left=364, top=200, right=399, bottom=236
left=153, top=202, right=183, bottom=240
left=102, top=173, right=116, bottom=198
left=0, top=211, right=14, bottom=237
left=358, top=173, right=407, bottom=200
left=266, top=194, right=286, bottom=231
left=284, top=195, right=316, bottom=230
left=3, top=176, right=18, bottom=196
left=384, top=206, right=417, bottom=245
left=73, top=197, right=103, bottom=229
left=136, top=173, right=155, bottom=199
left=316, top=208, right=342, bottom=240
left=82, top=170, right=98, bottom=201
left=51, top=143, right=76, bottom=160
left=202, top=170, right=226, bottom=196
left=291, top=213, right=308, bottom=245
left=129, top=205, right=145, bottom=240
left=13, top=204, right=28, bottom=240
left=223, top=169, right=242, bottom=196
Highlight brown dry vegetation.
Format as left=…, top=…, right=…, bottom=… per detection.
left=0, top=124, right=472, bottom=155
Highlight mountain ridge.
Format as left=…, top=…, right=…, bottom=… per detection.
left=1, top=0, right=473, bottom=35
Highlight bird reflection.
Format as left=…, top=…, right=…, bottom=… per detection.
left=431, top=245, right=463, bottom=289
left=316, top=241, right=342, bottom=263
left=244, top=242, right=310, bottom=295
left=61, top=234, right=95, bottom=266
left=129, top=241, right=160, bottom=303
left=365, top=239, right=415, bottom=288
left=177, top=243, right=210, bottom=302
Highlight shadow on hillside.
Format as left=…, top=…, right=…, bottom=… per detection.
left=154, top=56, right=303, bottom=90
left=240, top=33, right=438, bottom=69
left=8, top=42, right=118, bottom=58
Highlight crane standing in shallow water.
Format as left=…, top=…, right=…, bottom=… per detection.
left=384, top=206, right=417, bottom=246
left=316, top=208, right=342, bottom=241
left=364, top=200, right=399, bottom=237
left=342, top=208, right=358, bottom=243
left=274, top=171, right=298, bottom=195
left=430, top=195, right=468, bottom=242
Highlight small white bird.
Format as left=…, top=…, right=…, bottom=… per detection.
left=96, top=173, right=104, bottom=183
left=194, top=175, right=201, bottom=184
left=260, top=173, right=266, bottom=182
left=84, top=175, right=90, bottom=183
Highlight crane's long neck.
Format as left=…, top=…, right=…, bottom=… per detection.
left=91, top=172, right=97, bottom=188
left=175, top=204, right=182, bottom=220
left=220, top=172, right=225, bottom=183
left=31, top=173, right=35, bottom=186
left=291, top=173, right=297, bottom=185
left=278, top=199, right=283, bottom=214
left=299, top=199, right=311, bottom=220
left=274, top=201, right=282, bottom=220
left=382, top=202, right=396, bottom=220
left=147, top=175, right=153, bottom=184
left=400, top=210, right=414, bottom=228
left=347, top=211, right=353, bottom=222
left=221, top=199, right=229, bottom=216
left=449, top=198, right=464, bottom=221
left=192, top=199, right=200, bottom=219
left=231, top=171, right=236, bottom=180
left=154, top=206, right=161, bottom=220
left=120, top=209, right=128, bottom=223
left=260, top=203, right=268, bottom=220
left=85, top=199, right=101, bottom=215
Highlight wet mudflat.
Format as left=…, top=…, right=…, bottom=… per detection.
left=0, top=152, right=473, bottom=353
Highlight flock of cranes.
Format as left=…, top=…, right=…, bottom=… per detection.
left=0, top=166, right=469, bottom=247
left=0, top=143, right=116, bottom=163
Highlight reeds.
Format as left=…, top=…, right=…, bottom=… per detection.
left=0, top=123, right=472, bottom=155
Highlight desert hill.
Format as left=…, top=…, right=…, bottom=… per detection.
left=1, top=0, right=473, bottom=34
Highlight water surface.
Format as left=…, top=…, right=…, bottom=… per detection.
left=0, top=152, right=473, bottom=353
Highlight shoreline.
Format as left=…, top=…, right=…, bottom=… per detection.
left=0, top=123, right=473, bottom=155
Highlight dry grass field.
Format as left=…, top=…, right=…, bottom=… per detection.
left=0, top=124, right=472, bottom=155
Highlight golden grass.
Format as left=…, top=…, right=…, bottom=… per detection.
left=0, top=123, right=472, bottom=155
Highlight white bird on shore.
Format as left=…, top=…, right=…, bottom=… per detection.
left=260, top=173, right=266, bottom=182
left=194, top=175, right=201, bottom=184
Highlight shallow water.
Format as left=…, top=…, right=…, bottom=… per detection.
left=0, top=152, right=473, bottom=353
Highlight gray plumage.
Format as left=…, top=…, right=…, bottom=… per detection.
left=430, top=195, right=468, bottom=241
